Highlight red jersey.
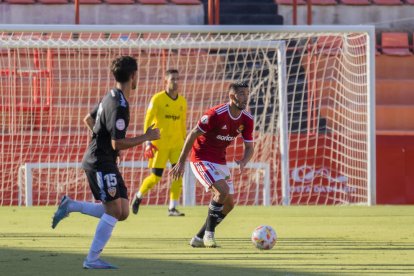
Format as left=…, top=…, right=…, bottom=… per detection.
left=190, top=103, right=254, bottom=165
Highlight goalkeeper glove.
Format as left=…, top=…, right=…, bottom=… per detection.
left=144, top=143, right=158, bottom=159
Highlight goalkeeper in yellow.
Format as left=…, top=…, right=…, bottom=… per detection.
left=132, top=69, right=187, bottom=216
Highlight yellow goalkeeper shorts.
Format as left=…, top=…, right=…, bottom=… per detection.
left=148, top=146, right=182, bottom=169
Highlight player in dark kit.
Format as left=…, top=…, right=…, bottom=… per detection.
left=51, top=56, right=160, bottom=269
left=171, top=81, right=254, bottom=248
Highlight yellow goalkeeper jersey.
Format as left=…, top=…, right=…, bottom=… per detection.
left=144, top=90, right=187, bottom=149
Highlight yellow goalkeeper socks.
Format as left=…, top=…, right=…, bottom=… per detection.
left=169, top=178, right=183, bottom=204
left=138, top=173, right=161, bottom=197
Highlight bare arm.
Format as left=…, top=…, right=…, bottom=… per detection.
left=111, top=124, right=160, bottom=151
left=178, top=127, right=203, bottom=163
left=83, top=114, right=95, bottom=132
left=170, top=127, right=203, bottom=180
left=236, top=141, right=254, bottom=173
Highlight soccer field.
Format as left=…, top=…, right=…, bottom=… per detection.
left=1, top=206, right=413, bottom=275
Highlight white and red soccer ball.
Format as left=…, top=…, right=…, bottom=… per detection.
left=251, top=225, right=277, bottom=250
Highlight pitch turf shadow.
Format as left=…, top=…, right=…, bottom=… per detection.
left=0, top=247, right=321, bottom=276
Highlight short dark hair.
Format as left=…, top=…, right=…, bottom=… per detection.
left=166, top=69, right=179, bottom=76
left=111, top=56, right=138, bottom=83
left=229, top=81, right=249, bottom=93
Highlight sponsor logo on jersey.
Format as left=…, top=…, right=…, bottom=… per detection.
left=237, top=125, right=244, bottom=133
left=165, top=114, right=180, bottom=121
left=116, top=119, right=126, bottom=131
left=200, top=115, right=209, bottom=124
left=216, top=134, right=236, bottom=141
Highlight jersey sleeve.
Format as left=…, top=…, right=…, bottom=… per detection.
left=242, top=117, right=254, bottom=142
left=144, top=96, right=157, bottom=132
left=109, top=105, right=128, bottom=140
left=197, top=109, right=216, bottom=133
left=181, top=98, right=187, bottom=140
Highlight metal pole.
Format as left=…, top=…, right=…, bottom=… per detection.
left=214, top=0, right=220, bottom=25
left=366, top=28, right=376, bottom=205
left=208, top=0, right=214, bottom=25
left=307, top=0, right=312, bottom=25
left=277, top=42, right=290, bottom=206
left=293, top=0, right=297, bottom=25
left=75, top=0, right=80, bottom=24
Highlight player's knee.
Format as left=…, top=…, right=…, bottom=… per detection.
left=118, top=211, right=129, bottom=221
left=220, top=186, right=230, bottom=197
left=107, top=209, right=123, bottom=220
left=216, top=190, right=229, bottom=202
left=151, top=168, right=164, bottom=177
left=226, top=201, right=235, bottom=212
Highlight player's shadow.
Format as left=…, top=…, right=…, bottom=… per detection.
left=2, top=237, right=414, bottom=276
left=0, top=246, right=318, bottom=276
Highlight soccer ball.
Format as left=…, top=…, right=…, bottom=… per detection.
left=251, top=225, right=277, bottom=250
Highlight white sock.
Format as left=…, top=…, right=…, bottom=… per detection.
left=68, top=201, right=104, bottom=218
left=205, top=231, right=214, bottom=238
left=136, top=192, right=142, bottom=199
left=81, top=203, right=105, bottom=218
left=169, top=200, right=177, bottom=210
left=67, top=200, right=82, bottom=213
left=86, top=213, right=118, bottom=262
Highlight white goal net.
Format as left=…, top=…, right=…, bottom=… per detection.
left=0, top=25, right=375, bottom=206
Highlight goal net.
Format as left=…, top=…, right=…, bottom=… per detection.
left=0, top=25, right=375, bottom=206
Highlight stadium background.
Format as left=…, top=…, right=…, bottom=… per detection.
left=0, top=0, right=413, bottom=205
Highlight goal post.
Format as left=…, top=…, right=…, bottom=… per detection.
left=0, top=24, right=375, bottom=206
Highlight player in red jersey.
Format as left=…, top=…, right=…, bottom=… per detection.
left=171, top=81, right=254, bottom=248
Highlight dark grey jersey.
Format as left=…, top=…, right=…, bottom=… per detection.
left=82, top=88, right=130, bottom=171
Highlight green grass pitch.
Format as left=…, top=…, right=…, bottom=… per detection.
left=1, top=205, right=414, bottom=275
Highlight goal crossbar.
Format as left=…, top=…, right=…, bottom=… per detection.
left=0, top=24, right=375, bottom=34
